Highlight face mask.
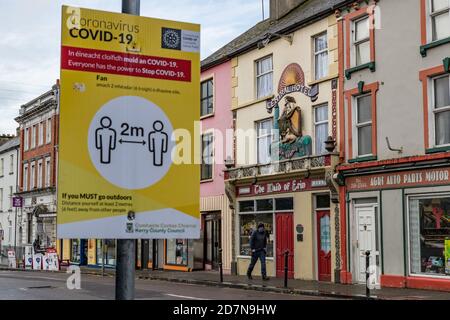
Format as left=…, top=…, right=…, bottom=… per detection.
left=258, top=227, right=264, bottom=232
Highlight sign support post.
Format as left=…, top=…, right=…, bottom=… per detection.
left=114, top=0, right=140, bottom=301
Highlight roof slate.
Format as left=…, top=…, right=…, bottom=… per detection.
left=201, top=0, right=352, bottom=70
left=0, top=136, right=19, bottom=154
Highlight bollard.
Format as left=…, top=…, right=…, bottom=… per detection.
left=219, top=248, right=223, bottom=283
left=284, top=250, right=289, bottom=288
left=365, top=250, right=370, bottom=298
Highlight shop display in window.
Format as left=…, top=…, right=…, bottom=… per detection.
left=166, top=239, right=188, bottom=265
left=239, top=213, right=273, bottom=257
left=409, top=197, right=450, bottom=277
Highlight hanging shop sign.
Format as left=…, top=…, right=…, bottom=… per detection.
left=266, top=63, right=319, bottom=113
left=346, top=167, right=450, bottom=191
left=58, top=6, right=200, bottom=239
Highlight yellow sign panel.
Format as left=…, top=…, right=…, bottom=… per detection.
left=58, top=6, right=200, bottom=239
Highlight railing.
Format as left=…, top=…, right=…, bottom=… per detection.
left=224, top=154, right=331, bottom=180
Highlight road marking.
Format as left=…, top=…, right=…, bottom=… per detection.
left=165, top=293, right=210, bottom=300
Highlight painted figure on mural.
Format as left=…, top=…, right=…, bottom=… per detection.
left=278, top=96, right=302, bottom=144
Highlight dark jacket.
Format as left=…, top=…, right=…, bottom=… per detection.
left=249, top=229, right=267, bottom=252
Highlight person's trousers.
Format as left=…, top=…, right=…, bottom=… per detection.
left=247, top=250, right=266, bottom=277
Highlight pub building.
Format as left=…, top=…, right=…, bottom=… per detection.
left=218, top=0, right=347, bottom=281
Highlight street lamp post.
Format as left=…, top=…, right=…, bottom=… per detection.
left=114, top=0, right=140, bottom=301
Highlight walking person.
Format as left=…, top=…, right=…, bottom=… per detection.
left=247, top=223, right=270, bottom=280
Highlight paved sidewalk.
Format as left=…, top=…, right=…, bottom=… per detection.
left=2, top=264, right=449, bottom=300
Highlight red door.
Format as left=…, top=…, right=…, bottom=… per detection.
left=317, top=210, right=331, bottom=282
left=276, top=213, right=294, bottom=278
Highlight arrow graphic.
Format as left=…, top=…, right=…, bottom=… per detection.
left=119, top=139, right=146, bottom=145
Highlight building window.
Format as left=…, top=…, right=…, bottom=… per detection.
left=45, top=158, right=51, bottom=187
left=31, top=125, right=36, bottom=149
left=37, top=161, right=43, bottom=189
left=9, top=186, right=13, bottom=209
left=24, top=128, right=29, bottom=151
left=0, top=158, right=3, bottom=176
left=430, top=0, right=450, bottom=42
left=46, top=118, right=52, bottom=144
left=409, top=196, right=450, bottom=278
left=314, top=104, right=329, bottom=155
left=432, top=74, right=450, bottom=146
left=354, top=94, right=373, bottom=157
left=38, top=122, right=44, bottom=146
left=353, top=16, right=370, bottom=66
left=256, top=118, right=273, bottom=164
left=201, top=133, right=213, bottom=181
left=30, top=162, right=35, bottom=190
left=0, top=188, right=3, bottom=211
left=314, top=32, right=328, bottom=80
left=200, top=79, right=213, bottom=117
left=9, top=154, right=14, bottom=174
left=166, top=239, right=188, bottom=265
left=256, top=55, right=273, bottom=99
left=23, top=164, right=28, bottom=192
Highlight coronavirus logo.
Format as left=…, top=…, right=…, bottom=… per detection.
left=162, top=28, right=181, bottom=50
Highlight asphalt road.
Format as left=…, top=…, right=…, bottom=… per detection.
left=0, top=270, right=340, bottom=300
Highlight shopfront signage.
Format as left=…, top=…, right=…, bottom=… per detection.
left=346, top=167, right=450, bottom=191
left=58, top=6, right=200, bottom=239
left=237, top=178, right=327, bottom=197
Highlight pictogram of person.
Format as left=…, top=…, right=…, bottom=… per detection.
left=148, top=120, right=168, bottom=167
left=95, top=116, right=117, bottom=164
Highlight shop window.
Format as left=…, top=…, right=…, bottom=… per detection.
left=201, top=133, right=213, bottom=181
left=239, top=213, right=273, bottom=257
left=256, top=199, right=273, bottom=211
left=256, top=118, right=273, bottom=164
left=275, top=197, right=294, bottom=211
left=430, top=0, right=450, bottom=42
left=71, top=239, right=80, bottom=263
left=313, top=32, right=328, bottom=80
left=166, top=239, right=188, bottom=265
left=314, top=104, right=329, bottom=155
left=409, top=196, right=450, bottom=277
left=200, top=79, right=214, bottom=117
left=316, top=194, right=331, bottom=209
left=431, top=74, right=450, bottom=146
left=96, top=240, right=103, bottom=265
left=256, top=55, right=273, bottom=99
left=239, top=200, right=255, bottom=212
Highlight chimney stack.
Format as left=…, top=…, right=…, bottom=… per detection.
left=0, top=134, right=14, bottom=146
left=270, top=0, right=306, bottom=20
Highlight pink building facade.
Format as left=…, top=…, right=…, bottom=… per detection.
left=199, top=60, right=233, bottom=273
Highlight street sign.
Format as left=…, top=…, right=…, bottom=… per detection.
left=58, top=6, right=200, bottom=239
left=12, top=196, right=23, bottom=208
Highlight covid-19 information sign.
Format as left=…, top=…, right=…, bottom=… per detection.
left=58, top=6, right=200, bottom=239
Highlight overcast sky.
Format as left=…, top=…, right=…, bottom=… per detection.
left=0, top=0, right=269, bottom=134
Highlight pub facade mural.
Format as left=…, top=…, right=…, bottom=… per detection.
left=267, top=63, right=319, bottom=161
